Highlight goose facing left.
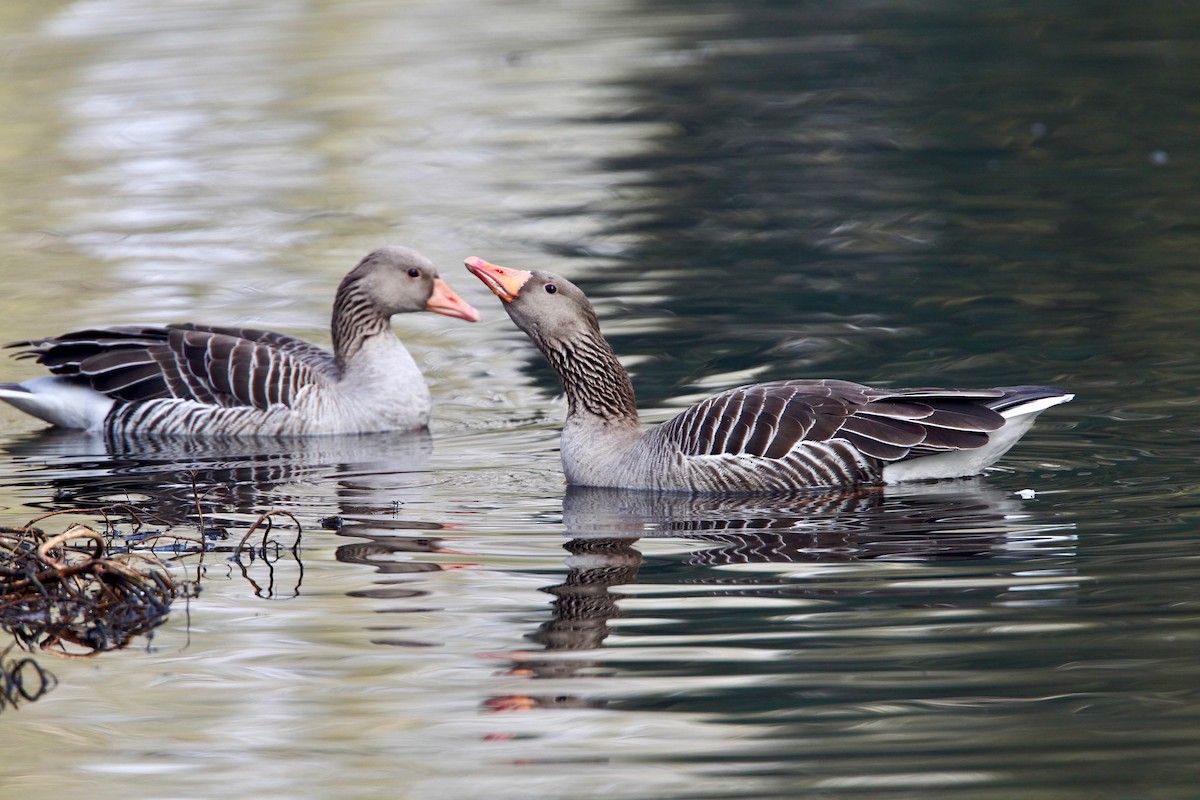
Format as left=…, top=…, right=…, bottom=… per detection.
left=466, top=256, right=1072, bottom=493
left=0, top=246, right=480, bottom=437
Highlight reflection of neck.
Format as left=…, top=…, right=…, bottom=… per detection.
left=537, top=330, right=639, bottom=423
left=527, top=538, right=643, bottom=652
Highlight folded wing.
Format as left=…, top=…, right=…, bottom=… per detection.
left=658, top=379, right=1008, bottom=463
left=9, top=324, right=337, bottom=410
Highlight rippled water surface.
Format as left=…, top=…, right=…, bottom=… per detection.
left=1, top=2, right=1198, bottom=799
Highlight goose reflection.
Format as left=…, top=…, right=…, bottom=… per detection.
left=2, top=425, right=486, bottom=597
left=485, top=482, right=1076, bottom=714
left=562, top=481, right=1067, bottom=564
left=1, top=427, right=435, bottom=522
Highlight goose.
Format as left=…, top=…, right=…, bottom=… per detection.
left=465, top=256, right=1072, bottom=492
left=0, top=246, right=480, bottom=437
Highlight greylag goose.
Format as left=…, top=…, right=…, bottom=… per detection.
left=0, top=246, right=480, bottom=437
left=465, top=256, right=1072, bottom=492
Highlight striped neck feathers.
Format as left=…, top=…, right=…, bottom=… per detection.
left=331, top=273, right=394, bottom=371
left=537, top=329, right=639, bottom=423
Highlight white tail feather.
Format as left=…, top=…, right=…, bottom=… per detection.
left=0, top=377, right=114, bottom=431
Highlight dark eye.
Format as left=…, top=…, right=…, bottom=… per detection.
left=545, top=283, right=558, bottom=294
left=407, top=268, right=421, bottom=278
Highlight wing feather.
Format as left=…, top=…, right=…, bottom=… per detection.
left=721, top=390, right=763, bottom=454
left=841, top=415, right=926, bottom=447
left=8, top=324, right=334, bottom=409
left=708, top=392, right=744, bottom=454
left=658, top=379, right=1016, bottom=466
left=740, top=391, right=787, bottom=456
left=908, top=401, right=1004, bottom=432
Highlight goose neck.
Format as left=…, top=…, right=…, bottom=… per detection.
left=539, top=331, right=639, bottom=425
left=331, top=279, right=391, bottom=372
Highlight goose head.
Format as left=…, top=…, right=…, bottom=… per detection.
left=349, top=246, right=480, bottom=322
left=464, top=256, right=600, bottom=347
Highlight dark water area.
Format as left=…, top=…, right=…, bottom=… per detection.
left=550, top=0, right=1200, bottom=411
left=0, top=2, right=1198, bottom=799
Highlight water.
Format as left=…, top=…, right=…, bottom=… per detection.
left=0, top=1, right=1198, bottom=798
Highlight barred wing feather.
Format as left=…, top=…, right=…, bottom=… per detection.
left=659, top=379, right=1007, bottom=463
left=8, top=324, right=337, bottom=410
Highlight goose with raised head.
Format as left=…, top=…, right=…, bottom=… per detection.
left=466, top=256, right=1072, bottom=493
left=0, top=246, right=480, bottom=437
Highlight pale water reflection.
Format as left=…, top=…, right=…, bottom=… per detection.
left=1, top=0, right=1200, bottom=799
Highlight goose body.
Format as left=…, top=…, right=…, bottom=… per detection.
left=466, top=256, right=1072, bottom=493
left=0, top=246, right=479, bottom=437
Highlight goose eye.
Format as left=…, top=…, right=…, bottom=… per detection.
left=545, top=283, right=558, bottom=294
left=407, top=268, right=421, bottom=278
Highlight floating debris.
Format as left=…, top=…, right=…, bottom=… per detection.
left=0, top=497, right=307, bottom=711
left=0, top=520, right=191, bottom=659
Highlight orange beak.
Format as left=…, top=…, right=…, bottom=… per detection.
left=464, top=257, right=533, bottom=303
left=425, top=278, right=481, bottom=322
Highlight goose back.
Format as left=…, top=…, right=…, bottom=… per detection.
left=640, top=381, right=1066, bottom=492
left=15, top=323, right=338, bottom=407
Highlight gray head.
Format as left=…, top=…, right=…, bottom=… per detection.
left=464, top=255, right=638, bottom=421
left=342, top=246, right=480, bottom=321
left=463, top=256, right=600, bottom=346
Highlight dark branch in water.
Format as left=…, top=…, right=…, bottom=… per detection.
left=0, top=492, right=308, bottom=712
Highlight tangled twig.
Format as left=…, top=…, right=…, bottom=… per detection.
left=0, top=496, right=309, bottom=710
left=0, top=521, right=188, bottom=660
left=233, top=510, right=305, bottom=598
